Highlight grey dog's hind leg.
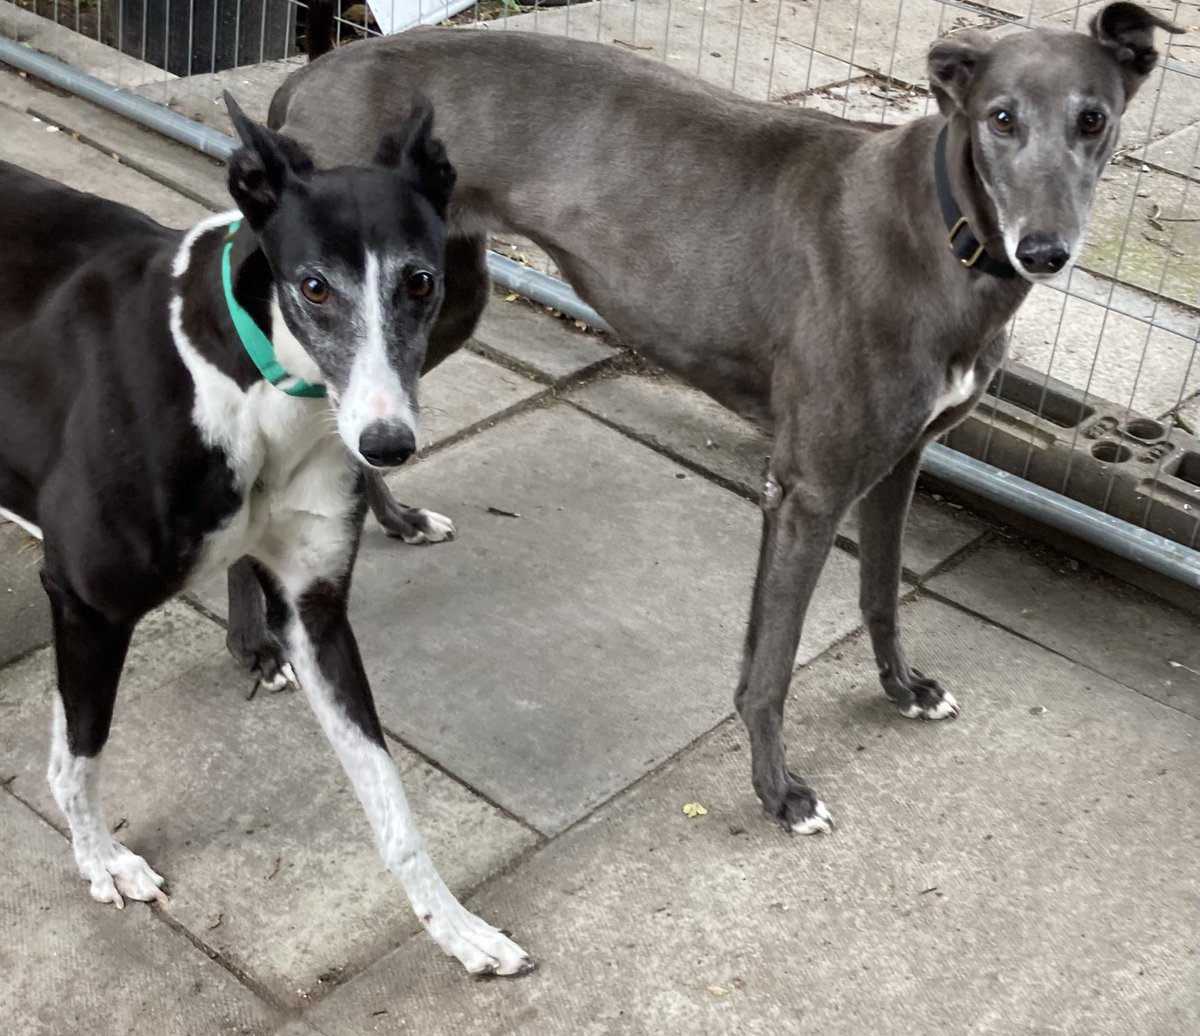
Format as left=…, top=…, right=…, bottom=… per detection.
left=226, top=558, right=293, bottom=695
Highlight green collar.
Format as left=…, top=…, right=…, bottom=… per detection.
left=221, top=220, right=326, bottom=399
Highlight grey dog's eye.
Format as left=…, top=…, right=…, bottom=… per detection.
left=988, top=109, right=1015, bottom=135
left=300, top=276, right=330, bottom=304
left=1078, top=110, right=1106, bottom=136
left=406, top=271, right=434, bottom=299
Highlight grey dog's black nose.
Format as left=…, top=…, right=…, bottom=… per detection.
left=1015, top=234, right=1070, bottom=275
left=359, top=421, right=416, bottom=468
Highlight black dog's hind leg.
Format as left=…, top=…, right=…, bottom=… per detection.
left=226, top=557, right=295, bottom=695
left=857, top=447, right=958, bottom=720
left=42, top=572, right=167, bottom=906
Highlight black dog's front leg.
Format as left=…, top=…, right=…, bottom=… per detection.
left=253, top=554, right=531, bottom=976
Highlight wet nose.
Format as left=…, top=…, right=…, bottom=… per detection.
left=1015, top=233, right=1070, bottom=275
left=358, top=421, right=416, bottom=468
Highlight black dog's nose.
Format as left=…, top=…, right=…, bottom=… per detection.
left=358, top=421, right=417, bottom=468
left=1016, top=234, right=1070, bottom=275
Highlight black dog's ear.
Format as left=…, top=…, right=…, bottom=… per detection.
left=1090, top=2, right=1182, bottom=105
left=224, top=91, right=315, bottom=227
left=927, top=30, right=995, bottom=117
left=373, top=98, right=457, bottom=214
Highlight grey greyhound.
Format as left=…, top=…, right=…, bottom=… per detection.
left=227, top=4, right=1177, bottom=843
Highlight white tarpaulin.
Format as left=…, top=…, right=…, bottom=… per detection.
left=366, top=0, right=478, bottom=36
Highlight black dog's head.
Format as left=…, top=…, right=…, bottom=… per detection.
left=928, top=2, right=1180, bottom=282
left=223, top=92, right=456, bottom=468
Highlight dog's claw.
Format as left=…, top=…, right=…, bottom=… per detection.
left=80, top=842, right=167, bottom=909
left=760, top=769, right=833, bottom=835
left=790, top=799, right=833, bottom=835
left=885, top=666, right=959, bottom=721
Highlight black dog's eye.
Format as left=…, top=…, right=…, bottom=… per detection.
left=988, top=109, right=1016, bottom=135
left=300, top=276, right=330, bottom=305
left=1079, top=110, right=1107, bottom=136
left=406, top=271, right=435, bottom=300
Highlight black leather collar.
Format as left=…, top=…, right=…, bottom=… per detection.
left=934, top=126, right=1017, bottom=280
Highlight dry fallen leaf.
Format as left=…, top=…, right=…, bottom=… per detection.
left=504, top=292, right=519, bottom=303
left=682, top=802, right=708, bottom=819
left=707, top=984, right=729, bottom=996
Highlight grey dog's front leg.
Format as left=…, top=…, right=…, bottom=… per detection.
left=857, top=448, right=959, bottom=720
left=226, top=558, right=293, bottom=694
left=734, top=475, right=842, bottom=834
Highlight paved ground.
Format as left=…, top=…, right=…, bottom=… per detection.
left=1, top=11, right=1199, bottom=1035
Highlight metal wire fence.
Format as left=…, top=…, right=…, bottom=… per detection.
left=1, top=0, right=1198, bottom=561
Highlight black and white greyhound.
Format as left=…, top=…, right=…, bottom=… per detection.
left=0, top=95, right=530, bottom=975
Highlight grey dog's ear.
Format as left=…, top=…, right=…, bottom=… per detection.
left=927, top=30, right=995, bottom=117
left=1090, top=2, right=1182, bottom=105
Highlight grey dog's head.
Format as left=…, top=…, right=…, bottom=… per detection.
left=927, top=2, right=1179, bottom=283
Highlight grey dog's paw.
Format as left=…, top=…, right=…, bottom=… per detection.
left=884, top=667, right=959, bottom=720
left=761, top=770, right=834, bottom=835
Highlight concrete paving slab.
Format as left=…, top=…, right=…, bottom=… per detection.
left=306, top=596, right=1200, bottom=1035
left=1177, top=391, right=1200, bottom=432
left=0, top=793, right=280, bottom=1036
left=346, top=404, right=864, bottom=834
left=927, top=537, right=1200, bottom=717
left=471, top=295, right=617, bottom=383
left=674, top=0, right=1004, bottom=78
left=1008, top=277, right=1200, bottom=420
left=0, top=103, right=209, bottom=228
left=0, top=523, right=47, bottom=668
left=492, top=7, right=855, bottom=101
left=0, top=602, right=538, bottom=1004
left=134, top=60, right=294, bottom=131
left=1058, top=266, right=1199, bottom=342
left=570, top=374, right=988, bottom=579
left=418, top=348, right=544, bottom=447
left=1133, top=122, right=1200, bottom=181
left=1111, top=66, right=1200, bottom=152
left=11, top=74, right=230, bottom=211
left=788, top=75, right=933, bottom=123
left=1082, top=162, right=1199, bottom=311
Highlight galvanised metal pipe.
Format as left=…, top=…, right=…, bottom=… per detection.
left=923, top=444, right=1200, bottom=587
left=4, top=37, right=1197, bottom=588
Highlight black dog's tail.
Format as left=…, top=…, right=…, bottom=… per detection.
left=305, top=0, right=337, bottom=61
